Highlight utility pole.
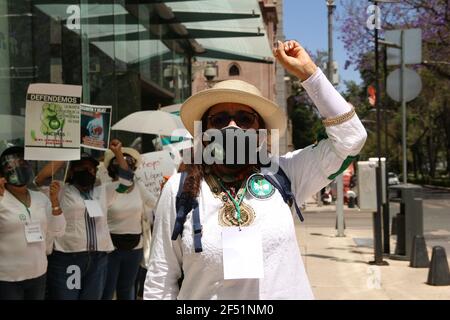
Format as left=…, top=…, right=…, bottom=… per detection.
left=370, top=0, right=388, bottom=265
left=400, top=30, right=407, bottom=184
left=383, top=46, right=390, bottom=255
left=327, top=0, right=334, bottom=82
left=327, top=0, right=344, bottom=237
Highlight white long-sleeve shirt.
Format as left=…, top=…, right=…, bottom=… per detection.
left=53, top=183, right=116, bottom=253
left=0, top=190, right=66, bottom=281
left=106, top=180, right=156, bottom=250
left=144, top=68, right=367, bottom=300
left=53, top=179, right=155, bottom=253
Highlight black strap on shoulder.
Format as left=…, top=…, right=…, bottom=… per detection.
left=171, top=172, right=190, bottom=240
left=192, top=200, right=202, bottom=253
left=264, top=166, right=304, bottom=222
left=171, top=172, right=203, bottom=252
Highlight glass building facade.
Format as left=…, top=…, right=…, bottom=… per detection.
left=1, top=0, right=273, bottom=154
left=1, top=0, right=194, bottom=152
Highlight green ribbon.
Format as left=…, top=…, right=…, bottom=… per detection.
left=216, top=178, right=247, bottom=225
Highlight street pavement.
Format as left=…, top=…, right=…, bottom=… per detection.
left=296, top=193, right=450, bottom=300
left=391, top=186, right=450, bottom=254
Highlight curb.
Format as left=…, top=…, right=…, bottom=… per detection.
left=422, top=184, right=450, bottom=192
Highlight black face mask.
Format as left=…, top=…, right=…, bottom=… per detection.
left=207, top=126, right=261, bottom=170
left=4, top=165, right=33, bottom=187
left=72, top=170, right=96, bottom=188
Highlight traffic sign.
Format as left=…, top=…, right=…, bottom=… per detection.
left=386, top=68, right=422, bottom=102
left=386, top=29, right=422, bottom=66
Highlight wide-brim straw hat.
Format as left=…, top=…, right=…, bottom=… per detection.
left=103, top=147, right=142, bottom=169
left=180, top=79, right=287, bottom=136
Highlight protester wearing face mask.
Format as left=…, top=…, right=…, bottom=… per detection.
left=144, top=40, right=367, bottom=300
left=34, top=139, right=134, bottom=300
left=0, top=146, right=65, bottom=300
left=101, top=148, right=156, bottom=300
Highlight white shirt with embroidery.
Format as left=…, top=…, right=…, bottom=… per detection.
left=52, top=183, right=116, bottom=253
left=0, top=190, right=66, bottom=281
left=143, top=68, right=367, bottom=300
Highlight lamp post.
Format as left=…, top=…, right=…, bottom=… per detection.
left=327, top=0, right=335, bottom=82
left=369, top=0, right=401, bottom=264
left=326, top=0, right=344, bottom=237
left=379, top=39, right=401, bottom=255
left=383, top=44, right=390, bottom=255
left=368, top=0, right=393, bottom=265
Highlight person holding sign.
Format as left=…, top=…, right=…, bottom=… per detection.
left=0, top=146, right=65, bottom=300
left=101, top=147, right=156, bottom=300
left=35, top=139, right=135, bottom=300
left=144, top=40, right=367, bottom=299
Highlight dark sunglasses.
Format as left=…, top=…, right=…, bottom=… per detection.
left=208, top=111, right=258, bottom=129
left=112, top=156, right=136, bottom=167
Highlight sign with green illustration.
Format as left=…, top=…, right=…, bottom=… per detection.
left=24, top=83, right=82, bottom=161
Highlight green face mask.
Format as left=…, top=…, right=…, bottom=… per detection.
left=1, top=155, right=33, bottom=187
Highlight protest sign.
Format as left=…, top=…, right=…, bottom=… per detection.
left=162, top=139, right=193, bottom=168
left=80, top=103, right=112, bottom=151
left=135, top=150, right=177, bottom=199
left=24, top=83, right=82, bottom=161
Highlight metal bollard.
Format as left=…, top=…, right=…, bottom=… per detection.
left=405, top=197, right=424, bottom=259
left=410, top=235, right=430, bottom=268
left=427, top=246, right=450, bottom=286
left=391, top=215, right=397, bottom=236
left=394, top=213, right=406, bottom=256
left=390, top=184, right=423, bottom=261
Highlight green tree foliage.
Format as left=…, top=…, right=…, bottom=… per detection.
left=287, top=50, right=326, bottom=150
left=290, top=101, right=320, bottom=149
left=337, top=0, right=450, bottom=181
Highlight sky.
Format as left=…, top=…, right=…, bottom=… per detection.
left=284, top=0, right=362, bottom=89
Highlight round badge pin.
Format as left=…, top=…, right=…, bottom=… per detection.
left=247, top=173, right=275, bottom=200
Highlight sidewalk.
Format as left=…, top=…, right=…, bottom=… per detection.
left=295, top=203, right=450, bottom=300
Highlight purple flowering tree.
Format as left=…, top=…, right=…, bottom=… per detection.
left=337, top=0, right=450, bottom=78
left=337, top=0, right=450, bottom=180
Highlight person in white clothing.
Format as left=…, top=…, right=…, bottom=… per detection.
left=143, top=40, right=367, bottom=300
left=35, top=140, right=134, bottom=300
left=0, top=146, right=65, bottom=300
left=101, top=147, right=156, bottom=300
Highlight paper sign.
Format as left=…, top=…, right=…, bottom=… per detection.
left=80, top=103, right=112, bottom=151
left=24, top=83, right=82, bottom=161
left=135, top=150, right=177, bottom=199
left=162, top=139, right=193, bottom=168
left=164, top=139, right=193, bottom=152
left=222, top=226, right=264, bottom=280
left=24, top=221, right=44, bottom=243
left=84, top=199, right=104, bottom=217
